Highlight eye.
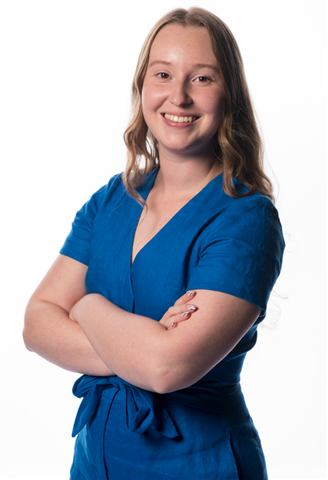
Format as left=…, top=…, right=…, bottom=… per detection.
left=156, top=72, right=170, bottom=79
left=196, top=76, right=211, bottom=83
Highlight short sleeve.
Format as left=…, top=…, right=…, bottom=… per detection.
left=59, top=186, right=106, bottom=265
left=59, top=174, right=122, bottom=265
left=186, top=196, right=285, bottom=313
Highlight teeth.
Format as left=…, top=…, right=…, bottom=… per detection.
left=164, top=114, right=196, bottom=123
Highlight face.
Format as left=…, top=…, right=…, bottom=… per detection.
left=142, top=24, right=225, bottom=160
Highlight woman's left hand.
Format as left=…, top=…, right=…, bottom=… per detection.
left=70, top=292, right=198, bottom=331
left=159, top=291, right=198, bottom=330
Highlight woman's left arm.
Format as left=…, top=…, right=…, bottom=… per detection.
left=70, top=291, right=260, bottom=393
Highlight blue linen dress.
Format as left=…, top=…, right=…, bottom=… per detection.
left=60, top=169, right=285, bottom=480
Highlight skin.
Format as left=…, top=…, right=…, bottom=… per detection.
left=23, top=25, right=261, bottom=394
left=142, top=24, right=225, bottom=164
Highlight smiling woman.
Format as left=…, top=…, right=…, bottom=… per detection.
left=141, top=25, right=225, bottom=160
left=23, top=7, right=284, bottom=480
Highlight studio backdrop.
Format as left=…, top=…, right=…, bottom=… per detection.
left=0, top=1, right=326, bottom=479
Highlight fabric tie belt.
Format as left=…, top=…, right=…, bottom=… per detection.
left=72, top=375, right=179, bottom=439
left=72, top=374, right=248, bottom=440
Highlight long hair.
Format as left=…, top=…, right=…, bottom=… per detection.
left=123, top=7, right=274, bottom=203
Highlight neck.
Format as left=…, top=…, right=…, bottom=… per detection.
left=154, top=149, right=223, bottom=199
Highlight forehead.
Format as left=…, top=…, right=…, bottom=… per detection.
left=149, top=24, right=218, bottom=66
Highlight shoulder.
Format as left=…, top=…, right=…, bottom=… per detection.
left=80, top=173, right=126, bottom=215
left=59, top=173, right=125, bottom=265
left=203, top=186, right=285, bottom=259
left=222, top=192, right=282, bottom=232
left=188, top=188, right=285, bottom=313
left=65, top=173, right=125, bottom=231
left=214, top=176, right=282, bottom=231
left=91, top=172, right=124, bottom=203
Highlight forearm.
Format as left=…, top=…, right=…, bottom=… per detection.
left=73, top=292, right=260, bottom=394
left=23, top=299, right=115, bottom=376
left=72, top=294, right=169, bottom=392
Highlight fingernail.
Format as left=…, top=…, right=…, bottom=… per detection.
left=188, top=291, right=196, bottom=297
left=170, top=323, right=175, bottom=329
left=182, top=312, right=189, bottom=317
left=188, top=305, right=196, bottom=311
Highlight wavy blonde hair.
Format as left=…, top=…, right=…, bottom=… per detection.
left=123, top=7, right=274, bottom=203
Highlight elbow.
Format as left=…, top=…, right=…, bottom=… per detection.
left=22, top=327, right=34, bottom=352
left=23, top=302, right=39, bottom=352
left=150, top=377, right=170, bottom=395
left=149, top=364, right=190, bottom=394
left=145, top=343, right=194, bottom=394
left=151, top=375, right=186, bottom=395
left=142, top=352, right=174, bottom=394
left=152, top=383, right=175, bottom=395
left=22, top=312, right=35, bottom=352
left=148, top=351, right=206, bottom=394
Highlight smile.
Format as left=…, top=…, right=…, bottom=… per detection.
left=163, top=114, right=198, bottom=123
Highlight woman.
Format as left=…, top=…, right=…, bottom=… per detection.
left=23, top=7, right=284, bottom=480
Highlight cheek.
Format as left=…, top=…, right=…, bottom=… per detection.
left=142, top=83, right=165, bottom=115
left=142, top=85, right=154, bottom=111
left=141, top=88, right=148, bottom=115
left=141, top=87, right=161, bottom=134
left=206, top=93, right=225, bottom=127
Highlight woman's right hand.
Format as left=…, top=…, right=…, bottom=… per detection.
left=159, top=291, right=198, bottom=330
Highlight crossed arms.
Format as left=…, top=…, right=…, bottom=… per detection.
left=23, top=254, right=260, bottom=394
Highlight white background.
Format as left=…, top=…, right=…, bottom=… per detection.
left=0, top=0, right=326, bottom=479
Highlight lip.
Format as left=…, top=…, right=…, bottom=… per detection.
left=160, top=113, right=200, bottom=128
left=161, top=112, right=200, bottom=118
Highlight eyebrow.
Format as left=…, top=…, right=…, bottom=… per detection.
left=148, top=60, right=220, bottom=73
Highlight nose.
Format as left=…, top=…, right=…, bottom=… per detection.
left=169, top=80, right=192, bottom=106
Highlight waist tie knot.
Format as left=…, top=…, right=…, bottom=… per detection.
left=72, top=375, right=178, bottom=439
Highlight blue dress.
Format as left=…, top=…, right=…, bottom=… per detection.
left=60, top=170, right=284, bottom=480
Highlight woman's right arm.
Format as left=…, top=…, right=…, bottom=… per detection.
left=23, top=254, right=115, bottom=376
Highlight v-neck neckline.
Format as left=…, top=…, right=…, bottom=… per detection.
left=130, top=169, right=223, bottom=268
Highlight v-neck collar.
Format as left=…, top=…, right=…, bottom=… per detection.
left=130, top=169, right=223, bottom=268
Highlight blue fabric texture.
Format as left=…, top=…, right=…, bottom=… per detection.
left=60, top=170, right=285, bottom=479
